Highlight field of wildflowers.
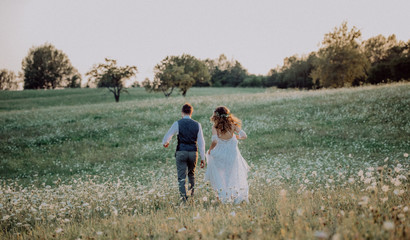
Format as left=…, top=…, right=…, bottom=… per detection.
left=1, top=83, right=409, bottom=239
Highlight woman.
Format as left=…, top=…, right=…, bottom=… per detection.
left=205, top=106, right=249, bottom=204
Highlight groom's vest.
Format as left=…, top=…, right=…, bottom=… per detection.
left=176, top=118, right=199, bottom=152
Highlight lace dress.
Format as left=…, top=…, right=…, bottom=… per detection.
left=205, top=130, right=250, bottom=203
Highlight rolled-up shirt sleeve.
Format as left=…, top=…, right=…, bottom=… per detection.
left=162, top=121, right=178, bottom=145
left=197, top=123, right=206, bottom=160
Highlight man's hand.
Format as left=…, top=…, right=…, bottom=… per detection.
left=163, top=142, right=169, bottom=148
left=200, top=160, right=205, bottom=168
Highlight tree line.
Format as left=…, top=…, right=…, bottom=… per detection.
left=1, top=22, right=409, bottom=102
left=144, top=22, right=409, bottom=95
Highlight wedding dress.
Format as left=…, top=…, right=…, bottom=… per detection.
left=205, top=130, right=250, bottom=203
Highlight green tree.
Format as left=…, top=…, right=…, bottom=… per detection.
left=311, top=22, right=369, bottom=88
left=363, top=34, right=399, bottom=64
left=22, top=43, right=81, bottom=89
left=141, top=78, right=152, bottom=91
left=240, top=75, right=265, bottom=87
left=86, top=58, right=137, bottom=102
left=364, top=35, right=409, bottom=84
left=282, top=54, right=317, bottom=89
left=153, top=54, right=210, bottom=97
left=204, top=54, right=248, bottom=87
left=0, top=69, right=18, bottom=90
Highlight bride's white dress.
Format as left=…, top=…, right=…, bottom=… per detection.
left=205, top=131, right=250, bottom=203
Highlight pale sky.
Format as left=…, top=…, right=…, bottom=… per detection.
left=1, top=0, right=409, bottom=84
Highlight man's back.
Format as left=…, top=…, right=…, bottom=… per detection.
left=177, top=118, right=199, bottom=152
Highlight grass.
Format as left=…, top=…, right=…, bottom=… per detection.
left=0, top=83, right=409, bottom=239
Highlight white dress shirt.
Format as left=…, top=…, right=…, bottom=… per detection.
left=162, top=116, right=206, bottom=161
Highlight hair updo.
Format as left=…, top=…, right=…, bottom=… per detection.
left=210, top=106, right=241, bottom=134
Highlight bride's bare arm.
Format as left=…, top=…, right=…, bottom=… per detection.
left=234, top=125, right=247, bottom=140
left=208, top=126, right=218, bottom=153
left=209, top=141, right=217, bottom=152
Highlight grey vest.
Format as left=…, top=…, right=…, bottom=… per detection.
left=177, top=118, right=199, bottom=152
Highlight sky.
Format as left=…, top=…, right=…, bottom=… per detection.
left=1, top=0, right=409, bottom=85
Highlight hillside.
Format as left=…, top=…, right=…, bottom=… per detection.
left=0, top=83, right=409, bottom=239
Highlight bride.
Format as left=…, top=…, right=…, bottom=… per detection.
left=205, top=106, right=250, bottom=204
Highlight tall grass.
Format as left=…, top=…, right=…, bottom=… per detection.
left=0, top=83, right=409, bottom=239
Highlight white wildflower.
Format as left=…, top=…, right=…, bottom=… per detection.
left=193, top=213, right=201, bottom=220
left=314, top=231, right=329, bottom=239
left=381, top=185, right=389, bottom=192
left=332, top=233, right=342, bottom=240
left=383, top=221, right=395, bottom=230
left=363, top=178, right=371, bottom=184
left=279, top=189, right=287, bottom=197
left=393, top=189, right=404, bottom=195
left=358, top=196, right=369, bottom=206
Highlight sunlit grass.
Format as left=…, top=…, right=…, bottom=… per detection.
left=0, top=83, right=409, bottom=239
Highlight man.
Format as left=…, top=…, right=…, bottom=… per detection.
left=162, top=103, right=206, bottom=201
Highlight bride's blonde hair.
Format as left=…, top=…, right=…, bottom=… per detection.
left=210, top=106, right=241, bottom=134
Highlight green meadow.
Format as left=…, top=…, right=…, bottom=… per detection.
left=0, top=83, right=409, bottom=239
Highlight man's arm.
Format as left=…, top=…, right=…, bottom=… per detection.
left=162, top=122, right=178, bottom=147
left=197, top=123, right=206, bottom=168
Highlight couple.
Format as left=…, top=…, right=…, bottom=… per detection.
left=162, top=103, right=249, bottom=204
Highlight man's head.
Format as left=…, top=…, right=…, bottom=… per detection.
left=181, top=103, right=193, bottom=116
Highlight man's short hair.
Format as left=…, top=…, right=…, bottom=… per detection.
left=182, top=103, right=193, bottom=115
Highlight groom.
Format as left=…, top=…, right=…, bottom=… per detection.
left=162, top=103, right=206, bottom=201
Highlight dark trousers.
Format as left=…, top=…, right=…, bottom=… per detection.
left=175, top=151, right=198, bottom=200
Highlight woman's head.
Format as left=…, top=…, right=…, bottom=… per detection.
left=211, top=106, right=241, bottom=134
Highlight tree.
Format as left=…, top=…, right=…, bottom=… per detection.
left=153, top=54, right=210, bottom=97
left=281, top=54, right=317, bottom=89
left=311, top=22, right=369, bottom=88
left=0, top=69, right=18, bottom=90
left=240, top=75, right=265, bottom=87
left=66, top=74, right=81, bottom=88
left=141, top=78, right=152, bottom=91
left=363, top=34, right=399, bottom=64
left=203, top=54, right=248, bottom=87
left=22, top=43, right=81, bottom=89
left=86, top=58, right=137, bottom=102
left=364, top=36, right=409, bottom=84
